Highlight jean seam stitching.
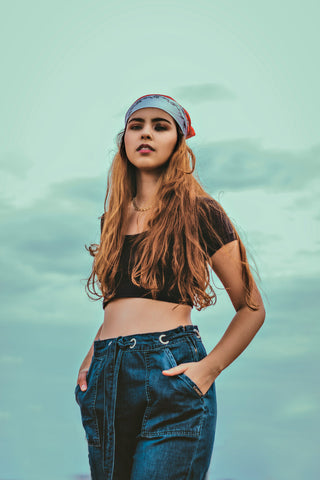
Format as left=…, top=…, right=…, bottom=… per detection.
left=140, top=351, right=152, bottom=434
left=82, top=357, right=103, bottom=446
left=185, top=412, right=205, bottom=478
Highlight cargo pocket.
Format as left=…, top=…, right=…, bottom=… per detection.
left=75, top=355, right=104, bottom=446
left=140, top=341, right=206, bottom=439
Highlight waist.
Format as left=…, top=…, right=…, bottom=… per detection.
left=100, top=297, right=193, bottom=340
left=94, top=324, right=202, bottom=355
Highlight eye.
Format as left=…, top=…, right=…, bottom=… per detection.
left=130, top=124, right=168, bottom=131
left=155, top=124, right=168, bottom=131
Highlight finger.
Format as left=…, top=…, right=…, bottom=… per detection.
left=78, top=370, right=89, bottom=391
left=77, top=379, right=87, bottom=391
left=162, top=364, right=186, bottom=376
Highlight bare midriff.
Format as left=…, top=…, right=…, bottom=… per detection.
left=98, top=207, right=193, bottom=340
left=99, top=297, right=193, bottom=340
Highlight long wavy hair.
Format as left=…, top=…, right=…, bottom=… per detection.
left=85, top=121, right=260, bottom=312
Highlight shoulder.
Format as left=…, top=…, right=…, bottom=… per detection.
left=196, top=195, right=222, bottom=208
left=196, top=195, right=227, bottom=220
left=196, top=195, right=237, bottom=256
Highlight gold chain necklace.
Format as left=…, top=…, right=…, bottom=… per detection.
left=132, top=196, right=153, bottom=212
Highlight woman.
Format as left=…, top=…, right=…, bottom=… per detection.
left=74, top=94, right=266, bottom=480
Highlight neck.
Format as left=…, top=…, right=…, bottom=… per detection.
left=134, top=170, right=161, bottom=206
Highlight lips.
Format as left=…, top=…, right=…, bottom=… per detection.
left=137, top=144, right=155, bottom=151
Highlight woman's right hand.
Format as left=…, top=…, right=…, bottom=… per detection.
left=77, top=367, right=90, bottom=391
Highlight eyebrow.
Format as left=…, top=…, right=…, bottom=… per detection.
left=128, top=117, right=172, bottom=125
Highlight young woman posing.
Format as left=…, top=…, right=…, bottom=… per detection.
left=74, top=94, right=265, bottom=479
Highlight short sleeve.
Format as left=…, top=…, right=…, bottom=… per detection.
left=197, top=197, right=237, bottom=257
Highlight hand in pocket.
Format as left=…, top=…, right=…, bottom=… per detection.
left=162, top=359, right=216, bottom=396
left=76, top=367, right=90, bottom=391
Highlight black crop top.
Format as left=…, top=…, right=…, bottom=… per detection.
left=101, top=197, right=237, bottom=309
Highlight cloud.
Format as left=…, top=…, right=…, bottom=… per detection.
left=0, top=175, right=106, bottom=323
left=48, top=176, right=105, bottom=206
left=194, top=139, right=320, bottom=193
left=284, top=189, right=320, bottom=211
left=0, top=176, right=104, bottom=278
left=281, top=396, right=319, bottom=418
left=264, top=272, right=320, bottom=323
left=0, top=355, right=23, bottom=365
left=0, top=164, right=318, bottom=327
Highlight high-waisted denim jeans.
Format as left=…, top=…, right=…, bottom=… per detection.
left=74, top=324, right=217, bottom=479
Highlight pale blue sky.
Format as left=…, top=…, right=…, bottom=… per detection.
left=1, top=1, right=319, bottom=479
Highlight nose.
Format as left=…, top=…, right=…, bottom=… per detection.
left=140, top=123, right=152, bottom=138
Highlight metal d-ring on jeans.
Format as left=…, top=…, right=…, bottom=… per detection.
left=74, top=324, right=217, bottom=480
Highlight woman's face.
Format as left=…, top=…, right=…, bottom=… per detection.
left=124, top=107, right=178, bottom=171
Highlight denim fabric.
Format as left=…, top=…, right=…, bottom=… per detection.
left=74, top=324, right=217, bottom=479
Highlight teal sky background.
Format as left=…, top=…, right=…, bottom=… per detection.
left=1, top=1, right=319, bottom=479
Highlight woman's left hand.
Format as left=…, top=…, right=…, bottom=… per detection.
left=162, top=359, right=217, bottom=396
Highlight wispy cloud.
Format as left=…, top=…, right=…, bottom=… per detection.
left=195, top=140, right=320, bottom=192
left=0, top=355, right=23, bottom=365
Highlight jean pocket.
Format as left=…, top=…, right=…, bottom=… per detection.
left=164, top=346, right=205, bottom=399
left=75, top=356, right=104, bottom=446
left=74, top=383, right=80, bottom=403
left=140, top=346, right=206, bottom=439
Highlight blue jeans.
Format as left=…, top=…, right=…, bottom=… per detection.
left=74, top=324, right=217, bottom=479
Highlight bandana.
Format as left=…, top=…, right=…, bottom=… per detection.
left=124, top=94, right=195, bottom=139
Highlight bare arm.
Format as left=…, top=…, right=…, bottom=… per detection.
left=202, top=239, right=266, bottom=378
left=162, top=239, right=265, bottom=395
left=77, top=322, right=104, bottom=390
